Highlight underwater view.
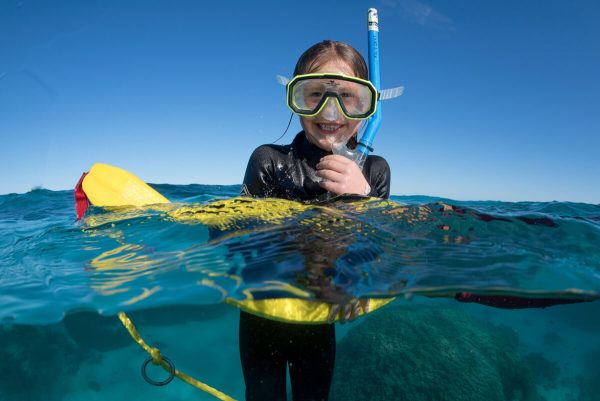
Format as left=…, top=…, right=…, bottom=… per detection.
left=1, top=185, right=599, bottom=401
left=3, top=0, right=600, bottom=400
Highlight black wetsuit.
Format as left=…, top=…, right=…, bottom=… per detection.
left=239, top=132, right=391, bottom=401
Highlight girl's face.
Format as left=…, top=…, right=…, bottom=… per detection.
left=300, top=59, right=363, bottom=151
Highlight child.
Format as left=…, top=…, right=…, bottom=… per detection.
left=239, top=40, right=390, bottom=401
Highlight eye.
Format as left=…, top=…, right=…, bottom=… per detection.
left=309, top=91, right=323, bottom=98
left=341, top=92, right=356, bottom=98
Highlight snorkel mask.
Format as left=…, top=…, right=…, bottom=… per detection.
left=286, top=73, right=379, bottom=121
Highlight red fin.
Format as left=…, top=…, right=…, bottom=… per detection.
left=74, top=172, right=89, bottom=221
left=455, top=292, right=590, bottom=309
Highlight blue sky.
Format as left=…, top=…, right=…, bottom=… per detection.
left=1, top=0, right=599, bottom=203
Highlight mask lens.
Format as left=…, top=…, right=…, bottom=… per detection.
left=288, top=75, right=376, bottom=119
left=293, top=80, right=326, bottom=111
left=337, top=81, right=371, bottom=115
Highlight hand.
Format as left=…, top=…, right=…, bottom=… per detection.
left=316, top=155, right=369, bottom=196
left=327, top=299, right=371, bottom=324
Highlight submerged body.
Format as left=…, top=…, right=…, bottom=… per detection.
left=240, top=131, right=391, bottom=401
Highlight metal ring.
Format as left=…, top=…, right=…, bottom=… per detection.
left=141, top=356, right=175, bottom=386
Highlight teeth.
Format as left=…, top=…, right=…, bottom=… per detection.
left=319, top=124, right=341, bottom=132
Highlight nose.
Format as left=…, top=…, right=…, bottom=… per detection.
left=318, top=97, right=342, bottom=121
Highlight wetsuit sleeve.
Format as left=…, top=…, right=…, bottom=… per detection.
left=365, top=156, right=391, bottom=199
left=241, top=145, right=275, bottom=198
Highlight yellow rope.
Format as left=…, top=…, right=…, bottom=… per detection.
left=117, top=312, right=237, bottom=401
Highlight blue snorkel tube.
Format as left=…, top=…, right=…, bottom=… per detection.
left=358, top=8, right=382, bottom=162
left=333, top=8, right=382, bottom=168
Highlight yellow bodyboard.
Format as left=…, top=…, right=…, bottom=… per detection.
left=81, top=163, right=395, bottom=323
left=226, top=298, right=395, bottom=324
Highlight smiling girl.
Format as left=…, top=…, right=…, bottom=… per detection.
left=239, top=40, right=391, bottom=401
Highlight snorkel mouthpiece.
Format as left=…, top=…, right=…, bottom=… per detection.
left=332, top=8, right=382, bottom=168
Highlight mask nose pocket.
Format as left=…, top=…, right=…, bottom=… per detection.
left=319, top=98, right=342, bottom=121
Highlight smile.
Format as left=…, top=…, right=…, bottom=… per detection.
left=317, top=124, right=342, bottom=133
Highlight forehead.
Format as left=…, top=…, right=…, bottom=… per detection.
left=311, top=59, right=357, bottom=77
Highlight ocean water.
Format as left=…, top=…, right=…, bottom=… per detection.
left=1, top=185, right=599, bottom=401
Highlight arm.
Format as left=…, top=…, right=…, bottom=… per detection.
left=364, top=155, right=391, bottom=199
left=314, top=154, right=391, bottom=322
left=241, top=146, right=275, bottom=198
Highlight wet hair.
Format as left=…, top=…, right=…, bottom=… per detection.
left=293, top=40, right=368, bottom=79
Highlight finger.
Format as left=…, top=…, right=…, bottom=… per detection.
left=328, top=304, right=341, bottom=324
left=342, top=304, right=353, bottom=323
left=320, top=155, right=353, bottom=164
left=361, top=299, right=371, bottom=314
left=321, top=156, right=361, bottom=175
left=316, top=168, right=344, bottom=183
left=349, top=301, right=361, bottom=322
left=316, top=159, right=352, bottom=174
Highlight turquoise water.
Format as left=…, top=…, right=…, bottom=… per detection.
left=1, top=186, right=600, bottom=400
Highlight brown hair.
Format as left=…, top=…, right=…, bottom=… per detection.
left=293, top=40, right=368, bottom=79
